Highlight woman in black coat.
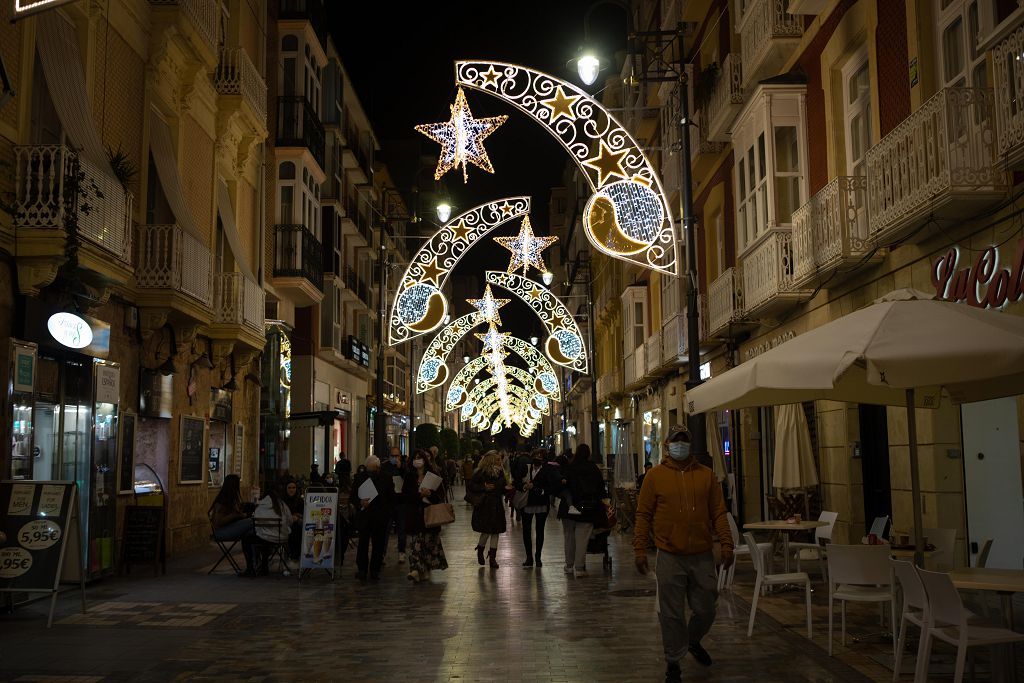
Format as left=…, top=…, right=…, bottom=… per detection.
left=558, top=444, right=606, bottom=578
left=513, top=448, right=560, bottom=567
left=403, top=449, right=449, bottom=583
left=468, top=450, right=507, bottom=568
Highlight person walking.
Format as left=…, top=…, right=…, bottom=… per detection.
left=633, top=425, right=733, bottom=683
left=468, top=450, right=506, bottom=568
left=352, top=455, right=394, bottom=582
left=382, top=445, right=408, bottom=566
left=514, top=448, right=559, bottom=567
left=403, top=449, right=449, bottom=583
left=557, top=443, right=605, bottom=578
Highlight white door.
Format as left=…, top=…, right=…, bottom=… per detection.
left=961, top=397, right=1024, bottom=569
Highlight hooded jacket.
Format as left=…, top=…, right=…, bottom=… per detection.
left=633, top=456, right=732, bottom=558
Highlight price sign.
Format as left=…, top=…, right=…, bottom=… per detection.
left=0, top=547, right=33, bottom=578
left=18, top=520, right=62, bottom=550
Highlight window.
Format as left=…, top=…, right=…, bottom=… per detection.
left=842, top=49, right=872, bottom=176
left=731, top=85, right=807, bottom=254
left=937, top=1, right=995, bottom=89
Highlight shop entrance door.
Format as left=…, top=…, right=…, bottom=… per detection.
left=859, top=404, right=892, bottom=536
left=962, top=397, right=1024, bottom=569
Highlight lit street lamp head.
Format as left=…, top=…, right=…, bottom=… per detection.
left=541, top=270, right=554, bottom=286
left=436, top=202, right=452, bottom=223
left=577, top=53, right=600, bottom=86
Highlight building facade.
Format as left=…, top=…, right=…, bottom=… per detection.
left=568, top=0, right=1024, bottom=569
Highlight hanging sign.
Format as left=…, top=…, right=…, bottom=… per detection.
left=931, top=240, right=1024, bottom=309
left=47, top=312, right=93, bottom=349
left=300, top=488, right=338, bottom=573
left=12, top=343, right=36, bottom=393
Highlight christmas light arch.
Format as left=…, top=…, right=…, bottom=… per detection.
left=415, top=311, right=486, bottom=393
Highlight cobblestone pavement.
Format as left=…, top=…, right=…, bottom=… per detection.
left=0, top=489, right=921, bottom=682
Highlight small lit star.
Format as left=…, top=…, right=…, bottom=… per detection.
left=494, top=216, right=559, bottom=276
left=467, top=284, right=510, bottom=325
left=583, top=140, right=629, bottom=187
left=475, top=323, right=508, bottom=353
left=527, top=286, right=543, bottom=301
left=480, top=65, right=501, bottom=87
left=449, top=219, right=473, bottom=241
left=498, top=201, right=515, bottom=218
left=418, top=257, right=445, bottom=285
left=415, top=87, right=508, bottom=183
left=540, top=86, right=580, bottom=124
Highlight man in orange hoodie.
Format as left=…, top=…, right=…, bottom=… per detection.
left=634, top=425, right=733, bottom=683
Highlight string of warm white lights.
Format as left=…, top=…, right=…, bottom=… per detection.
left=494, top=216, right=558, bottom=277
left=415, top=86, right=508, bottom=183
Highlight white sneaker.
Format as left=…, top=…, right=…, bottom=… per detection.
left=398, top=552, right=407, bottom=565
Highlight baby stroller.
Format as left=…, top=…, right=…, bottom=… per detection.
left=586, top=529, right=612, bottom=572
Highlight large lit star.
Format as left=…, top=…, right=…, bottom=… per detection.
left=467, top=284, right=510, bottom=326
left=583, top=140, right=629, bottom=187
left=494, top=216, right=558, bottom=276
left=475, top=323, right=508, bottom=353
left=415, top=87, right=508, bottom=183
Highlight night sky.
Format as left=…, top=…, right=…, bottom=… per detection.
left=328, top=0, right=628, bottom=350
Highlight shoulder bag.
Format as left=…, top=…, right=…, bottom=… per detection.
left=425, top=484, right=455, bottom=528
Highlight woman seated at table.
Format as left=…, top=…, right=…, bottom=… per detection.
left=281, top=477, right=304, bottom=560
left=209, top=474, right=253, bottom=542
left=243, top=484, right=293, bottom=576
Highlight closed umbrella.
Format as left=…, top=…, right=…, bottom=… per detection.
left=705, top=412, right=726, bottom=483
left=772, top=403, right=818, bottom=518
left=686, top=289, right=1024, bottom=564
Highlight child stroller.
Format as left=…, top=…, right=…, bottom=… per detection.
left=586, top=529, right=612, bottom=572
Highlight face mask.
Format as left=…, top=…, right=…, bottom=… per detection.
left=389, top=457, right=398, bottom=465
left=668, top=442, right=691, bottom=460
left=413, top=459, right=424, bottom=469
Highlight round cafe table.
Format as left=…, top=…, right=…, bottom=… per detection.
left=744, top=519, right=829, bottom=573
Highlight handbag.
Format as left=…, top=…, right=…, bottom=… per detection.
left=512, top=465, right=536, bottom=510
left=424, top=486, right=455, bottom=528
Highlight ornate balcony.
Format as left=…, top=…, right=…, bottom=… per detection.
left=272, top=224, right=323, bottom=305
left=707, top=267, right=744, bottom=337
left=991, top=22, right=1024, bottom=168
left=213, top=47, right=267, bottom=126
left=13, top=144, right=133, bottom=294
left=792, top=176, right=880, bottom=288
left=737, top=0, right=803, bottom=89
left=210, top=272, right=265, bottom=350
left=596, top=369, right=623, bottom=403
left=137, top=224, right=213, bottom=320
left=661, top=300, right=710, bottom=367
left=865, top=87, right=1005, bottom=245
left=740, top=228, right=809, bottom=317
left=276, top=96, right=325, bottom=170
left=148, top=0, right=218, bottom=66
left=705, top=53, right=744, bottom=142
left=623, top=346, right=647, bottom=390
left=689, top=109, right=725, bottom=177
left=644, top=330, right=662, bottom=376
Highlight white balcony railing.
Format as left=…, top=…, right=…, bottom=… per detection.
left=214, top=47, right=267, bottom=122
left=14, top=144, right=133, bottom=265
left=992, top=21, right=1024, bottom=166
left=741, top=228, right=806, bottom=314
left=137, top=224, right=213, bottom=307
left=213, top=272, right=264, bottom=334
left=662, top=314, right=682, bottom=364
left=792, top=176, right=873, bottom=286
left=866, top=87, right=1004, bottom=244
left=705, top=53, right=744, bottom=142
left=707, top=267, right=743, bottom=335
left=596, top=369, right=622, bottom=401
left=149, top=0, right=218, bottom=56
left=738, top=0, right=803, bottom=88
left=645, top=331, right=661, bottom=375
left=691, top=109, right=725, bottom=162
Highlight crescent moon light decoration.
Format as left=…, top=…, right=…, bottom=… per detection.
left=486, top=271, right=587, bottom=373
left=415, top=311, right=486, bottom=393
left=455, top=61, right=680, bottom=276
left=388, top=197, right=530, bottom=346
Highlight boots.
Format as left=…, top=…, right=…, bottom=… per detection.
left=488, top=548, right=499, bottom=568
left=476, top=546, right=485, bottom=566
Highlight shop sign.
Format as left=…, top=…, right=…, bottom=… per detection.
left=744, top=331, right=797, bottom=362
left=47, top=312, right=93, bottom=349
left=333, top=389, right=351, bottom=411
left=13, top=344, right=36, bottom=393
left=95, top=365, right=120, bottom=404
left=931, top=241, right=1024, bottom=309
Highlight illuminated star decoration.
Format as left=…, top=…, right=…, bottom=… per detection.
left=415, top=86, right=508, bottom=183
left=467, top=284, right=510, bottom=326
left=540, top=86, right=580, bottom=124
left=494, top=216, right=558, bottom=276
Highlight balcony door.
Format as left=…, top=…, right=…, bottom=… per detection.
left=937, top=0, right=994, bottom=89
left=842, top=49, right=872, bottom=178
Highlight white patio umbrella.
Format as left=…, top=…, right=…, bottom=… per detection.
left=773, top=404, right=819, bottom=518
left=686, top=289, right=1024, bottom=564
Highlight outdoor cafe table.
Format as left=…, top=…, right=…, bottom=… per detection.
left=950, top=568, right=1024, bottom=682
left=744, top=520, right=829, bottom=573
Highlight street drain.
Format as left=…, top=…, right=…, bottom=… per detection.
left=607, top=588, right=656, bottom=598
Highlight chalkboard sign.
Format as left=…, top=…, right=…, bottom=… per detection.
left=0, top=480, right=86, bottom=627
left=179, top=416, right=205, bottom=484
left=121, top=505, right=165, bottom=575
left=118, top=413, right=136, bottom=493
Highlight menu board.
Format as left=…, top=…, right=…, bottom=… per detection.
left=121, top=505, right=165, bottom=575
left=0, top=480, right=84, bottom=625
left=179, top=416, right=205, bottom=484
left=300, top=488, right=338, bottom=575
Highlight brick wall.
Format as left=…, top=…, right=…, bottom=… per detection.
left=876, top=0, right=911, bottom=138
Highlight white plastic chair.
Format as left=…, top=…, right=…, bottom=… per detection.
left=792, top=510, right=839, bottom=583
left=917, top=568, right=1024, bottom=683
left=825, top=544, right=896, bottom=656
left=869, top=515, right=890, bottom=540
left=744, top=532, right=812, bottom=638
left=891, top=559, right=929, bottom=681
left=922, top=527, right=956, bottom=572
left=975, top=538, right=992, bottom=568
left=718, top=512, right=773, bottom=591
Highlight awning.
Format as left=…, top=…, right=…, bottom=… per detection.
left=216, top=180, right=256, bottom=281
left=149, top=112, right=203, bottom=240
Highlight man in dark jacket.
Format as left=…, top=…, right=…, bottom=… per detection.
left=381, top=446, right=408, bottom=565
left=558, top=444, right=605, bottom=577
left=352, top=455, right=394, bottom=581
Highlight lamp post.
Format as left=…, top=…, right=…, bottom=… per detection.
left=572, top=12, right=707, bottom=463
left=375, top=239, right=388, bottom=461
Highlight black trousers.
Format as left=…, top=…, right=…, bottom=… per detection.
left=521, top=511, right=548, bottom=559
left=356, top=522, right=387, bottom=576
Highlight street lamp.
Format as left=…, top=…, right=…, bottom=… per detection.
left=530, top=335, right=539, bottom=345
left=436, top=202, right=452, bottom=223
left=577, top=52, right=600, bottom=86
left=541, top=270, right=554, bottom=286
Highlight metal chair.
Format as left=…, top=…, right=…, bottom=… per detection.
left=208, top=516, right=243, bottom=575
left=744, top=532, right=812, bottom=638
left=825, top=544, right=897, bottom=656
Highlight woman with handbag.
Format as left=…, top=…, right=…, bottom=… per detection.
left=403, top=449, right=449, bottom=583
left=468, top=450, right=507, bottom=568
left=557, top=443, right=606, bottom=578
left=514, top=448, right=559, bottom=568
